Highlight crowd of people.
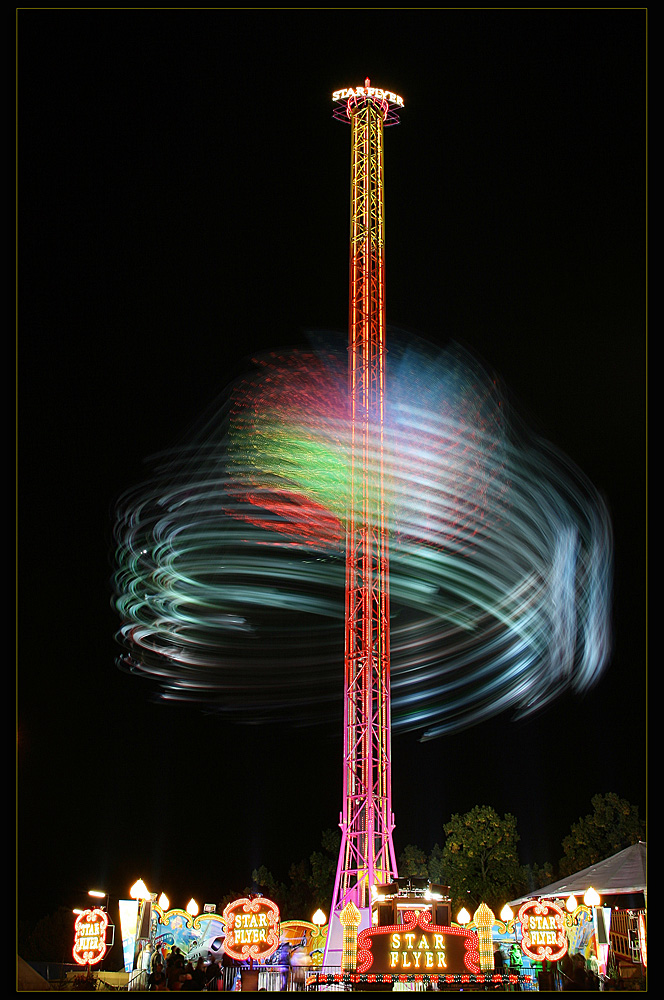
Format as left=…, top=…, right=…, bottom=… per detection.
left=559, top=951, right=601, bottom=991
left=147, top=941, right=601, bottom=992
left=148, top=946, right=223, bottom=991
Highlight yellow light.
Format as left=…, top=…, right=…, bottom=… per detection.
left=584, top=887, right=600, bottom=907
left=130, top=879, right=150, bottom=900
left=186, top=898, right=199, bottom=917
left=473, top=902, right=494, bottom=926
left=566, top=894, right=578, bottom=912
left=158, top=893, right=170, bottom=911
left=88, top=890, right=106, bottom=899
left=500, top=904, right=514, bottom=922
left=473, top=903, right=496, bottom=971
left=312, top=908, right=326, bottom=927
left=457, top=907, right=471, bottom=925
left=339, top=901, right=361, bottom=926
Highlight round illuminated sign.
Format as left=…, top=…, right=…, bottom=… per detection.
left=518, top=900, right=567, bottom=963
left=73, top=907, right=109, bottom=966
left=222, top=896, right=280, bottom=963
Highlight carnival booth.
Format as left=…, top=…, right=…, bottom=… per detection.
left=508, top=841, right=647, bottom=988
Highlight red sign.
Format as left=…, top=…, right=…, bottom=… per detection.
left=357, top=909, right=480, bottom=976
left=518, top=900, right=567, bottom=963
left=73, top=908, right=109, bottom=966
left=222, top=897, right=280, bottom=963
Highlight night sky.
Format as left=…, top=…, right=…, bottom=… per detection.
left=18, top=11, right=646, bottom=931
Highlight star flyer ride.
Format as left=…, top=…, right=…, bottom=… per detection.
left=319, top=77, right=537, bottom=993
left=324, top=78, right=402, bottom=967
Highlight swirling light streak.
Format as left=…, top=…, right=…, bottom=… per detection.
left=112, top=335, right=612, bottom=738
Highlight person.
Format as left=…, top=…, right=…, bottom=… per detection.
left=191, top=958, right=207, bottom=990
left=572, top=952, right=593, bottom=990
left=494, top=944, right=505, bottom=972
left=148, top=958, right=167, bottom=991
left=206, top=958, right=221, bottom=990
left=587, top=955, right=600, bottom=990
left=168, top=953, right=187, bottom=991
left=179, top=961, right=195, bottom=991
left=509, top=943, right=522, bottom=991
left=559, top=953, right=575, bottom=991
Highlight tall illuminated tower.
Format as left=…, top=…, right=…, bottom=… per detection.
left=327, top=80, right=404, bottom=950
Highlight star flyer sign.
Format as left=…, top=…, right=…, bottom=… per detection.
left=73, top=907, right=109, bottom=966
left=222, top=896, right=280, bottom=963
left=332, top=84, right=404, bottom=107
left=356, top=909, right=480, bottom=976
left=518, top=899, right=568, bottom=963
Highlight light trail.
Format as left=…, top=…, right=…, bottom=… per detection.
left=112, top=335, right=612, bottom=739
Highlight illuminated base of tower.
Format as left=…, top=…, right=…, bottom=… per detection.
left=323, top=882, right=452, bottom=971
left=322, top=906, right=372, bottom=971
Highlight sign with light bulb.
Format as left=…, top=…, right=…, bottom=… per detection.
left=222, top=897, right=280, bottom=962
left=518, top=900, right=568, bottom=962
left=356, top=909, right=480, bottom=975
left=73, top=907, right=109, bottom=966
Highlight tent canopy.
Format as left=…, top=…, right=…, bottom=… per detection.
left=509, top=841, right=646, bottom=906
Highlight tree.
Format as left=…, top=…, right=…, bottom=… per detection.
left=521, top=860, right=556, bottom=896
left=393, top=842, right=448, bottom=886
left=442, top=805, right=524, bottom=915
left=309, top=849, right=336, bottom=910
left=251, top=829, right=340, bottom=920
left=559, top=792, right=645, bottom=876
left=427, top=843, right=446, bottom=884
left=398, top=844, right=429, bottom=878
left=19, top=907, right=78, bottom=962
left=250, top=865, right=288, bottom=910
left=286, top=859, right=316, bottom=918
left=320, top=828, right=341, bottom=856
left=310, top=827, right=341, bottom=910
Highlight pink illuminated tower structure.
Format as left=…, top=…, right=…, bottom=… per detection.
left=325, top=79, right=404, bottom=962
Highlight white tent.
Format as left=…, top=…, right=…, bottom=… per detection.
left=509, top=841, right=647, bottom=906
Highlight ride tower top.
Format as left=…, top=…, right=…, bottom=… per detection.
left=332, top=78, right=404, bottom=126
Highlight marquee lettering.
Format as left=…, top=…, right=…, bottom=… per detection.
left=333, top=87, right=404, bottom=107
left=518, top=900, right=568, bottom=963
left=73, top=908, right=109, bottom=966
left=221, top=897, right=280, bottom=963
left=357, top=910, right=479, bottom=976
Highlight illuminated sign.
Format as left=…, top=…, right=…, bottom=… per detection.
left=473, top=903, right=495, bottom=970
left=73, top=907, right=109, bottom=966
left=340, top=901, right=361, bottom=972
left=357, top=910, right=480, bottom=976
left=222, top=897, right=280, bottom=963
left=333, top=85, right=404, bottom=107
left=518, top=900, right=567, bottom=963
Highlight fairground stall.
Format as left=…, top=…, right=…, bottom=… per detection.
left=508, top=841, right=647, bottom=990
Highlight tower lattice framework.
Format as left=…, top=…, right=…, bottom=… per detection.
left=329, top=80, right=403, bottom=919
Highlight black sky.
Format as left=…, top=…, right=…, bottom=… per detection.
left=18, top=11, right=646, bottom=929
